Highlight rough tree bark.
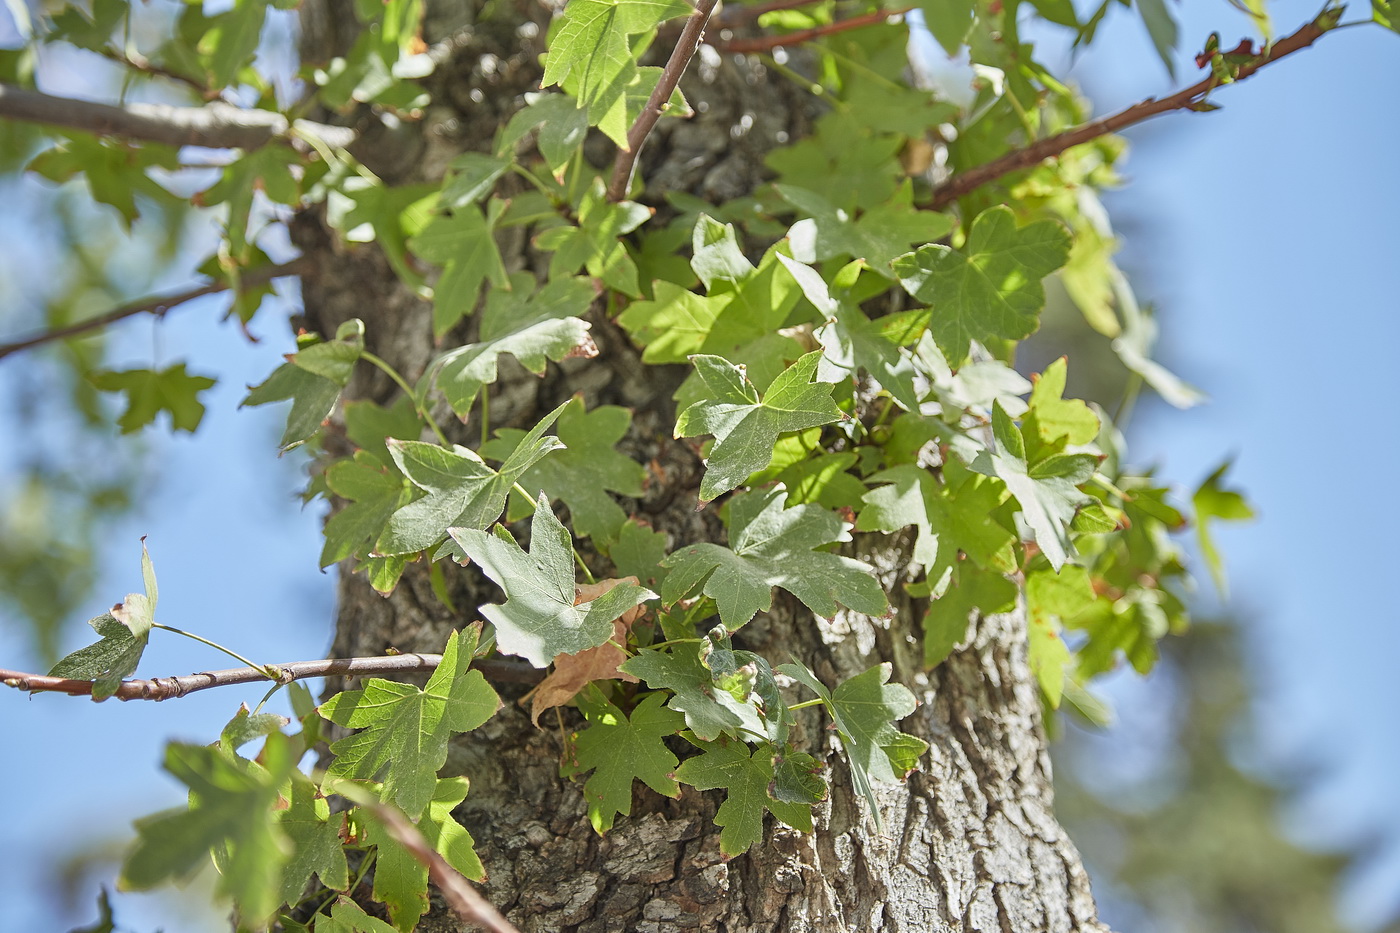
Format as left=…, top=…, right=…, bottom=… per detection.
left=293, top=1, right=1109, bottom=929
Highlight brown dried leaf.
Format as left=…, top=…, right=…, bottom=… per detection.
left=527, top=576, right=646, bottom=725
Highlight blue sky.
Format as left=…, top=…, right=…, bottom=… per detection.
left=1, top=1, right=1397, bottom=930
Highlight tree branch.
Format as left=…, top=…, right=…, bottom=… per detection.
left=709, top=7, right=908, bottom=54
left=0, top=258, right=307, bottom=362
left=0, top=654, right=543, bottom=701
left=607, top=0, right=721, bottom=201
left=0, top=83, right=355, bottom=151
left=930, top=15, right=1334, bottom=209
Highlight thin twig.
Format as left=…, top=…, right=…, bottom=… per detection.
left=0, top=654, right=543, bottom=701
left=607, top=0, right=721, bottom=201
left=98, top=49, right=215, bottom=98
left=709, top=7, right=909, bottom=54
left=930, top=14, right=1333, bottom=208
left=0, top=258, right=306, bottom=362
left=0, top=83, right=355, bottom=151
left=364, top=802, right=523, bottom=933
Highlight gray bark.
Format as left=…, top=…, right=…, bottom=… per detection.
left=293, top=2, right=1109, bottom=929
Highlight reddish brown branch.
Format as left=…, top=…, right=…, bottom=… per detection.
left=930, top=15, right=1333, bottom=209
left=607, top=0, right=721, bottom=201
left=0, top=654, right=542, bottom=701
left=709, top=7, right=909, bottom=53
left=0, top=258, right=307, bottom=362
left=367, top=802, right=523, bottom=933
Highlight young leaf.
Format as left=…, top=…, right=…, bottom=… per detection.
left=660, top=487, right=887, bottom=630
left=535, top=179, right=651, bottom=296
left=318, top=627, right=501, bottom=818
left=449, top=495, right=656, bottom=667
left=620, top=642, right=763, bottom=741
left=90, top=365, right=217, bottom=434
left=48, top=541, right=158, bottom=700
left=481, top=399, right=644, bottom=543
left=568, top=689, right=685, bottom=833
left=431, top=273, right=596, bottom=417
left=893, top=206, right=1071, bottom=365
left=674, top=739, right=814, bottom=857
left=674, top=352, right=842, bottom=501
left=243, top=320, right=366, bottom=450
left=376, top=402, right=566, bottom=557
left=121, top=736, right=296, bottom=925
left=1192, top=460, right=1254, bottom=597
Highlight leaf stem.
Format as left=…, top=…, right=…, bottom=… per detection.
left=151, top=623, right=277, bottom=678
left=787, top=697, right=825, bottom=712
left=362, top=350, right=451, bottom=446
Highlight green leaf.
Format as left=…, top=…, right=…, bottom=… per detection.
left=376, top=403, right=566, bottom=556
left=660, top=487, right=887, bottom=630
left=219, top=705, right=289, bottom=753
left=922, top=565, right=1018, bottom=668
left=1026, top=358, right=1098, bottom=447
left=1026, top=566, right=1095, bottom=706
left=121, top=736, right=296, bottom=925
left=450, top=495, right=656, bottom=666
left=48, top=541, right=158, bottom=700
left=431, top=272, right=595, bottom=417
left=893, top=206, right=1071, bottom=365
left=482, top=398, right=644, bottom=543
left=360, top=777, right=484, bottom=932
left=496, top=93, right=590, bottom=175
left=409, top=202, right=509, bottom=335
left=674, top=739, right=813, bottom=856
left=535, top=179, right=651, bottom=296
left=321, top=453, right=414, bottom=569
left=771, top=452, right=866, bottom=511
left=440, top=152, right=510, bottom=207
left=202, top=0, right=269, bottom=87
left=917, top=0, right=975, bottom=53
left=858, top=461, right=1018, bottom=574
left=315, top=897, right=398, bottom=933
left=200, top=144, right=300, bottom=258
left=777, top=255, right=921, bottom=412
left=28, top=134, right=180, bottom=228
left=569, top=689, right=685, bottom=833
left=1192, top=460, right=1254, bottom=598
left=620, top=642, right=764, bottom=741
left=1135, top=0, right=1179, bottom=77
left=970, top=402, right=1095, bottom=570
left=540, top=0, right=691, bottom=146
left=319, top=628, right=501, bottom=817
left=277, top=774, right=350, bottom=907
left=90, top=365, right=217, bottom=434
left=674, top=352, right=842, bottom=501
left=779, top=183, right=954, bottom=277
left=604, top=518, right=670, bottom=587
left=242, top=320, right=366, bottom=450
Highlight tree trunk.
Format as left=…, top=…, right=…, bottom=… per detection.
left=294, top=2, right=1109, bottom=929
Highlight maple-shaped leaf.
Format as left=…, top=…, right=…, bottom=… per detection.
left=450, top=495, right=656, bottom=667
left=1026, top=566, right=1096, bottom=707
left=535, top=179, right=651, bottom=296
left=357, top=777, right=484, bottom=932
left=777, top=254, right=921, bottom=411
left=660, top=488, right=887, bottom=630
left=567, top=688, right=685, bottom=833
left=604, top=518, right=670, bottom=587
left=277, top=774, right=349, bottom=907
left=318, top=627, right=501, bottom=818
left=1192, top=460, right=1254, bottom=597
left=857, top=460, right=1017, bottom=574
left=922, top=564, right=1017, bottom=668
left=1025, top=357, right=1099, bottom=453
left=375, top=402, right=566, bottom=557
left=497, top=93, right=590, bottom=175
left=315, top=897, right=398, bottom=933
left=321, top=452, right=414, bottom=568
left=29, top=133, right=180, bottom=228
left=408, top=200, right=510, bottom=335
left=431, top=272, right=596, bottom=417
left=893, top=206, right=1071, bottom=365
left=779, top=182, right=954, bottom=277
left=49, top=540, right=158, bottom=700
left=481, top=398, right=644, bottom=543
left=619, top=642, right=764, bottom=741
left=970, top=402, right=1096, bottom=571
left=243, top=320, right=366, bottom=450
left=121, top=736, right=296, bottom=925
left=674, top=352, right=842, bottom=501
left=539, top=0, right=691, bottom=146
left=777, top=660, right=926, bottom=830
left=674, top=738, right=814, bottom=857
left=529, top=577, right=647, bottom=724
left=342, top=396, right=424, bottom=469
left=90, top=364, right=217, bottom=434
